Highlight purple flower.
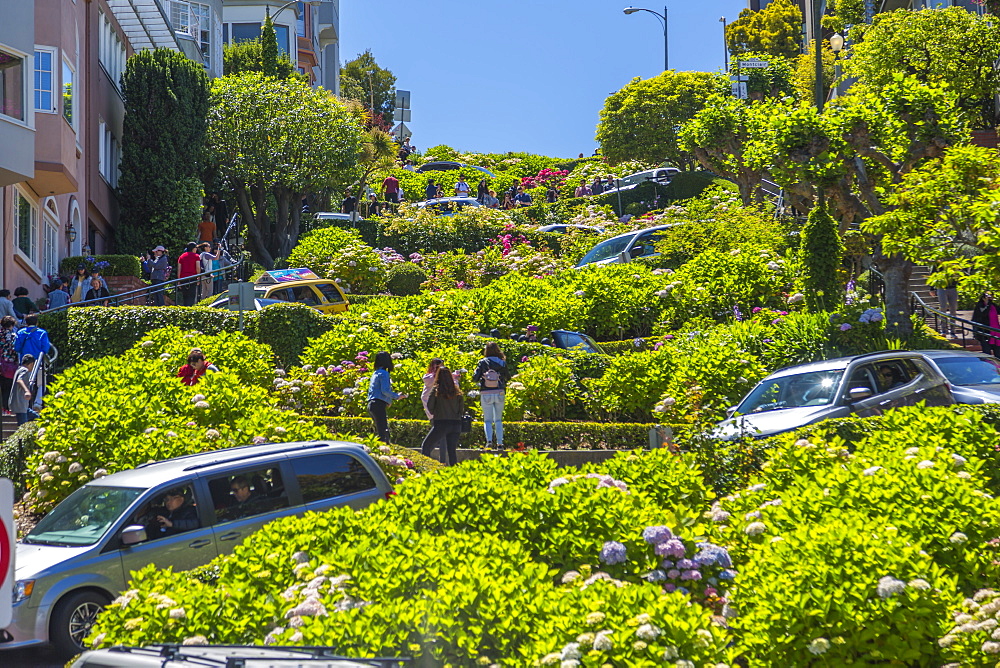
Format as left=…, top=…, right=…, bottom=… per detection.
left=667, top=569, right=681, bottom=579
left=521, top=356, right=529, bottom=363
left=654, top=539, right=686, bottom=559
left=680, top=570, right=702, bottom=581
left=599, top=541, right=627, bottom=565
left=526, top=325, right=539, bottom=332
left=752, top=307, right=763, bottom=314
left=676, top=559, right=696, bottom=570
left=694, top=543, right=732, bottom=568
left=315, top=367, right=327, bottom=376
left=664, top=583, right=677, bottom=592
left=661, top=560, right=674, bottom=569
left=404, top=459, right=414, bottom=469
left=642, top=526, right=674, bottom=545
left=839, top=323, right=852, bottom=331
left=332, top=366, right=344, bottom=373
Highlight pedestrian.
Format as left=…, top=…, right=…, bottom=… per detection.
left=482, top=189, right=500, bottom=208
left=502, top=192, right=515, bottom=210
left=88, top=267, right=109, bottom=293
left=930, top=273, right=959, bottom=336
left=367, top=351, right=407, bottom=444
left=575, top=181, right=591, bottom=198
left=0, top=290, right=17, bottom=322
left=454, top=175, right=471, bottom=197
left=421, top=358, right=445, bottom=420
left=421, top=366, right=465, bottom=465
left=972, top=292, right=1000, bottom=356
left=69, top=265, right=89, bottom=303
left=212, top=242, right=226, bottom=296
left=546, top=188, right=558, bottom=203
left=605, top=174, right=618, bottom=191
left=513, top=186, right=533, bottom=207
left=176, top=348, right=219, bottom=386
left=198, top=242, right=222, bottom=301
left=403, top=159, right=416, bottom=172
left=341, top=189, right=358, bottom=216
left=14, top=314, right=50, bottom=407
left=177, top=242, right=201, bottom=307
left=84, top=278, right=111, bottom=307
left=148, top=245, right=170, bottom=306
left=367, top=193, right=382, bottom=217
left=46, top=279, right=70, bottom=310
left=9, top=353, right=39, bottom=424
left=476, top=178, right=489, bottom=203
left=0, top=316, right=17, bottom=415
left=11, top=287, right=36, bottom=318
left=590, top=176, right=604, bottom=196
left=424, top=179, right=437, bottom=200
left=382, top=173, right=400, bottom=204
left=473, top=342, right=509, bottom=449
left=197, top=212, right=216, bottom=244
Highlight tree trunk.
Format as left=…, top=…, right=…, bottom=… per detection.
left=878, top=252, right=913, bottom=339
left=275, top=191, right=292, bottom=261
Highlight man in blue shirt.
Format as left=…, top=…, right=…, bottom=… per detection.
left=46, top=279, right=70, bottom=310
left=513, top=186, right=533, bottom=207
left=15, top=314, right=51, bottom=361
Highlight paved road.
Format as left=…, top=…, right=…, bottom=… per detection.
left=5, top=646, right=65, bottom=667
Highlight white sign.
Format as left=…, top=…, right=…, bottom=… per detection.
left=731, top=82, right=748, bottom=99
left=729, top=75, right=749, bottom=82
left=0, top=478, right=13, bottom=629
left=738, top=58, right=770, bottom=69
left=392, top=122, right=412, bottom=141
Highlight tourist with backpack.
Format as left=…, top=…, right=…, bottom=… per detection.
left=473, top=342, right=509, bottom=449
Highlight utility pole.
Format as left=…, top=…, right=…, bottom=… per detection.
left=812, top=0, right=824, bottom=111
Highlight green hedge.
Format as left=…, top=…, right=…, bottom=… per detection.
left=0, top=421, right=38, bottom=496
left=60, top=255, right=141, bottom=278
left=313, top=416, right=651, bottom=450
left=37, top=308, right=69, bottom=369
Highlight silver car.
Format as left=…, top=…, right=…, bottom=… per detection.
left=919, top=349, right=1000, bottom=404
left=714, top=351, right=954, bottom=440
left=3, top=441, right=393, bottom=658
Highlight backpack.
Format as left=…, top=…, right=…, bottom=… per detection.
left=482, top=368, right=500, bottom=389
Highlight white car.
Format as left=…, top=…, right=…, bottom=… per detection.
left=575, top=225, right=674, bottom=268
left=415, top=197, right=482, bottom=215
left=603, top=167, right=680, bottom=195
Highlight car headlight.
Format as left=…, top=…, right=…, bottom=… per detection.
left=12, top=580, right=34, bottom=604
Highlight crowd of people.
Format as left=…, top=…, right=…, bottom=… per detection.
left=366, top=342, right=509, bottom=465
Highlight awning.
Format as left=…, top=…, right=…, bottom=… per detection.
left=105, top=0, right=182, bottom=52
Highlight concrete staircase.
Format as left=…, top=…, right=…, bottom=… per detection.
left=1, top=413, right=18, bottom=440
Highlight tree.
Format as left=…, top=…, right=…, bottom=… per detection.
left=726, top=0, right=803, bottom=59
left=261, top=12, right=279, bottom=79
left=596, top=70, right=724, bottom=168
left=800, top=204, right=844, bottom=312
left=208, top=73, right=365, bottom=267
left=340, top=50, right=396, bottom=129
left=223, top=39, right=300, bottom=80
left=116, top=49, right=210, bottom=254
left=847, top=7, right=1000, bottom=128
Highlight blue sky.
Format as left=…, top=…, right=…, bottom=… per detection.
left=340, top=1, right=750, bottom=159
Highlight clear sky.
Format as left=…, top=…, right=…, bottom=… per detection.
left=340, top=1, right=751, bottom=159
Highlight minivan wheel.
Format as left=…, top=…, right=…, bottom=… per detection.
left=50, top=590, right=109, bottom=658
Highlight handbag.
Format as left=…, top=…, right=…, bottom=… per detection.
left=0, top=359, right=15, bottom=379
left=460, top=413, right=473, bottom=433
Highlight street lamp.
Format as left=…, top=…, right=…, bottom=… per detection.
left=830, top=33, right=844, bottom=100
left=720, top=16, right=728, bottom=72
left=623, top=6, right=669, bottom=72
left=267, top=0, right=321, bottom=18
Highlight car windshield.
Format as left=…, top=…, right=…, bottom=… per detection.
left=25, top=485, right=144, bottom=546
left=736, top=370, right=844, bottom=415
left=558, top=331, right=603, bottom=354
left=933, top=355, right=1000, bottom=386
left=577, top=236, right=632, bottom=266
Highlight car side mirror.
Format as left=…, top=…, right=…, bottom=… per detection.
left=629, top=246, right=644, bottom=258
left=848, top=387, right=874, bottom=402
left=121, top=525, right=148, bottom=546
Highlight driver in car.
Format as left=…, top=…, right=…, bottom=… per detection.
left=156, top=488, right=199, bottom=536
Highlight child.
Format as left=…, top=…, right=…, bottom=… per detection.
left=10, top=354, right=39, bottom=424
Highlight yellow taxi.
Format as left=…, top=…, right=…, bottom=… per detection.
left=211, top=268, right=350, bottom=314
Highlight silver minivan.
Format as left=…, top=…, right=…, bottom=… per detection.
left=2, top=441, right=393, bottom=658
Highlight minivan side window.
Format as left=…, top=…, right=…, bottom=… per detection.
left=291, top=453, right=377, bottom=504
left=209, top=466, right=288, bottom=523
left=127, top=483, right=202, bottom=542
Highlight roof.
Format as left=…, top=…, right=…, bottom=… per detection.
left=90, top=441, right=372, bottom=490
left=106, top=0, right=185, bottom=52
left=917, top=349, right=991, bottom=359
left=603, top=224, right=676, bottom=241
left=764, top=350, right=934, bottom=379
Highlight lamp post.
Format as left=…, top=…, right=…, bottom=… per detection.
left=829, top=32, right=844, bottom=100
left=720, top=16, right=728, bottom=72
left=623, top=6, right=669, bottom=72
left=269, top=0, right=321, bottom=17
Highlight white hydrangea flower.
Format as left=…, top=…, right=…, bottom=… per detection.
left=745, top=521, right=767, bottom=536
left=592, top=630, right=613, bottom=652
left=635, top=623, right=661, bottom=641
left=877, top=576, right=907, bottom=598
left=807, top=638, right=830, bottom=655
left=908, top=579, right=931, bottom=590
left=916, top=460, right=935, bottom=469
left=950, top=532, right=968, bottom=544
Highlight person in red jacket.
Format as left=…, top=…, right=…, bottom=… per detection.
left=176, top=242, right=201, bottom=306
left=176, top=348, right=218, bottom=386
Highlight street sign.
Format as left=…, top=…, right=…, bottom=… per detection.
left=393, top=90, right=411, bottom=123
left=392, top=122, right=412, bottom=142
left=729, top=75, right=749, bottom=82
left=1, top=477, right=14, bottom=629
left=738, top=58, right=770, bottom=69
left=731, top=82, right=748, bottom=99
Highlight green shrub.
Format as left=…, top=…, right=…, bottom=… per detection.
left=384, top=262, right=427, bottom=295
left=286, top=227, right=386, bottom=294
left=505, top=355, right=580, bottom=421
left=0, top=421, right=39, bottom=496
left=60, top=255, right=142, bottom=278
left=37, top=308, right=69, bottom=368
left=938, top=589, right=1000, bottom=665
left=800, top=204, right=844, bottom=312
left=245, top=302, right=333, bottom=368
left=583, top=349, right=673, bottom=422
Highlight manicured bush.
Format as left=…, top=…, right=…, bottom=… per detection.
left=245, top=302, right=333, bottom=368
left=583, top=349, right=673, bottom=422
left=0, top=421, right=39, bottom=495
left=505, top=355, right=580, bottom=421
left=286, top=227, right=386, bottom=294
left=384, top=262, right=427, bottom=295
left=60, top=255, right=143, bottom=278
left=37, top=308, right=69, bottom=368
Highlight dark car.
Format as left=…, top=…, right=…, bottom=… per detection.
left=537, top=224, right=604, bottom=234
left=919, top=349, right=1000, bottom=404
left=714, top=351, right=954, bottom=440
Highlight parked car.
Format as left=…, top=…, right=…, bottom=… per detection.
left=575, top=225, right=674, bottom=268
left=713, top=351, right=954, bottom=440
left=415, top=197, right=482, bottom=215
left=919, top=349, right=1000, bottom=404
left=314, top=212, right=362, bottom=224
left=603, top=167, right=680, bottom=195
left=4, top=440, right=393, bottom=658
left=416, top=161, right=496, bottom=178
left=551, top=329, right=605, bottom=354
left=537, top=224, right=604, bottom=234
left=71, top=645, right=406, bottom=667
left=209, top=268, right=349, bottom=315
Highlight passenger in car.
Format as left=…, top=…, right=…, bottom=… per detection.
left=878, top=365, right=906, bottom=390
left=155, top=488, right=199, bottom=536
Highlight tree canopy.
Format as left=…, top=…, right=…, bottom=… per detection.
left=847, top=7, right=1000, bottom=128
left=725, top=0, right=803, bottom=59
left=116, top=49, right=209, bottom=254
left=597, top=70, right=724, bottom=168
left=208, top=73, right=365, bottom=267
left=340, top=50, right=396, bottom=129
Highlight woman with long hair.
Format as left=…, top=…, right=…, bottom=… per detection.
left=421, top=366, right=464, bottom=465
left=367, top=351, right=407, bottom=444
left=421, top=358, right=444, bottom=420
left=972, top=292, right=1000, bottom=357
left=473, top=342, right=509, bottom=448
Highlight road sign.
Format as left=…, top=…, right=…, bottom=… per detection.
left=393, top=90, right=411, bottom=123
left=729, top=75, right=749, bottom=82
left=1, top=477, right=13, bottom=629
left=738, top=58, right=770, bottom=69
left=731, top=82, right=748, bottom=99
left=392, top=122, right=412, bottom=142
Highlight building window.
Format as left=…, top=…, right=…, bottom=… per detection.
left=230, top=22, right=290, bottom=57
left=15, top=190, right=37, bottom=263
left=62, top=59, right=75, bottom=129
left=296, top=3, right=306, bottom=38
left=34, top=48, right=56, bottom=113
left=169, top=1, right=214, bottom=70
left=43, top=201, right=59, bottom=279
left=0, top=48, right=25, bottom=121
left=99, top=120, right=121, bottom=187
left=99, top=11, right=127, bottom=90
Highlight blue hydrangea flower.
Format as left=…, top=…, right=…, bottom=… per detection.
left=676, top=558, right=696, bottom=570
left=654, top=539, right=686, bottom=559
left=642, top=525, right=673, bottom=545
left=694, top=543, right=733, bottom=568
left=599, top=541, right=627, bottom=565
left=718, top=569, right=737, bottom=581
